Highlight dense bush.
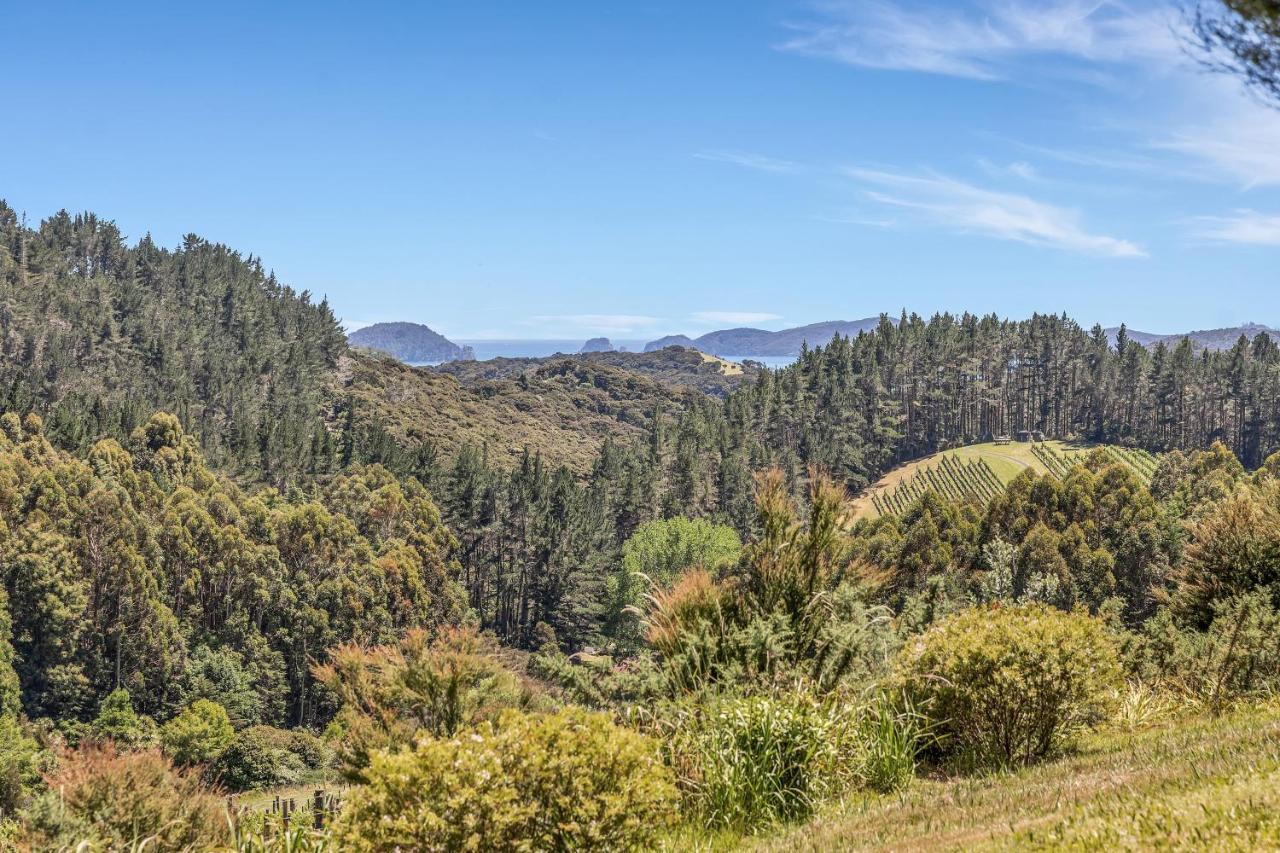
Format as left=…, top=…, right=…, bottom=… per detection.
left=606, top=517, right=741, bottom=650
left=665, top=692, right=858, bottom=830
left=1173, top=484, right=1280, bottom=625
left=0, top=716, right=40, bottom=817
left=23, top=745, right=226, bottom=849
left=211, top=725, right=330, bottom=791
left=890, top=604, right=1121, bottom=769
left=90, top=688, right=157, bottom=749
left=160, top=699, right=235, bottom=767
left=332, top=707, right=677, bottom=851
left=1133, top=592, right=1280, bottom=709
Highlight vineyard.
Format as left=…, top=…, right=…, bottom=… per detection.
left=859, top=441, right=1160, bottom=519
left=870, top=455, right=1004, bottom=517
left=1030, top=442, right=1159, bottom=481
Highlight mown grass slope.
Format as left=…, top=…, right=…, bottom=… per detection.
left=743, top=700, right=1280, bottom=851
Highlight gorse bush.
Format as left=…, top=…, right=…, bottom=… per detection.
left=0, top=715, right=40, bottom=817
left=1135, top=592, right=1280, bottom=711
left=666, top=691, right=857, bottom=831
left=890, top=604, right=1121, bottom=770
left=332, top=706, right=676, bottom=852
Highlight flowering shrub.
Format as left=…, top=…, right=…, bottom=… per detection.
left=332, top=707, right=676, bottom=851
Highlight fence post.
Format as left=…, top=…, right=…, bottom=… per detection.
left=314, top=789, right=326, bottom=829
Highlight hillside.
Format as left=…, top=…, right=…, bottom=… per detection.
left=644, top=317, right=884, bottom=356
left=432, top=345, right=757, bottom=398
left=335, top=350, right=708, bottom=471
left=750, top=701, right=1280, bottom=851
left=348, top=321, right=474, bottom=363
left=852, top=440, right=1159, bottom=519
left=1105, top=322, right=1279, bottom=351
left=0, top=204, right=345, bottom=483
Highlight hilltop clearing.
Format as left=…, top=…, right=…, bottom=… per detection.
left=853, top=440, right=1158, bottom=519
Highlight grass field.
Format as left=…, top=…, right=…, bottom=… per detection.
left=854, top=440, right=1159, bottom=520
left=730, top=700, right=1280, bottom=851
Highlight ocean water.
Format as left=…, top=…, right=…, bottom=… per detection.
left=721, top=355, right=796, bottom=369
left=412, top=340, right=799, bottom=369
left=457, top=339, right=649, bottom=360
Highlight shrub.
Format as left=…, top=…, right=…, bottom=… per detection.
left=313, top=625, right=531, bottom=778
left=23, top=744, right=226, bottom=849
left=890, top=604, right=1121, bottom=770
left=1134, top=592, right=1280, bottom=710
left=160, top=699, right=234, bottom=767
left=211, top=725, right=323, bottom=791
left=91, top=688, right=157, bottom=749
left=0, top=715, right=41, bottom=817
left=1173, top=485, right=1280, bottom=625
left=859, top=692, right=930, bottom=793
left=331, top=707, right=676, bottom=851
left=666, top=692, right=856, bottom=830
left=608, top=517, right=741, bottom=651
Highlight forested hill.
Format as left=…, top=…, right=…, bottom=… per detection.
left=643, top=318, right=882, bottom=355
left=644, top=312, right=1280, bottom=506
left=0, top=206, right=704, bottom=482
left=431, top=345, right=760, bottom=397
left=0, top=204, right=345, bottom=484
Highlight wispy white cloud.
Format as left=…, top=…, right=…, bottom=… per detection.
left=1158, top=99, right=1280, bottom=188
left=846, top=166, right=1146, bottom=257
left=694, top=150, right=802, bottom=173
left=1193, top=210, right=1280, bottom=246
left=978, top=158, right=1041, bottom=181
left=527, top=314, right=664, bottom=334
left=691, top=311, right=783, bottom=325
left=778, top=0, right=1180, bottom=81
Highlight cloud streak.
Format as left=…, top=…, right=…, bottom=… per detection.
left=691, top=311, right=783, bottom=325
left=1193, top=210, right=1280, bottom=246
left=778, top=0, right=1179, bottom=81
left=847, top=166, right=1146, bottom=257
left=1158, top=101, right=1280, bottom=189
left=694, top=150, right=802, bottom=173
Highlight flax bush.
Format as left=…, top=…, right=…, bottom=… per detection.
left=666, top=691, right=859, bottom=831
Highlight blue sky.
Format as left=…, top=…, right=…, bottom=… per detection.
left=4, top=1, right=1279, bottom=340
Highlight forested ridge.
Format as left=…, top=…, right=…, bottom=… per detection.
left=0, top=204, right=348, bottom=487
left=638, top=311, right=1280, bottom=501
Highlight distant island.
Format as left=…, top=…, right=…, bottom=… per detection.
left=580, top=337, right=615, bottom=353
left=348, top=322, right=474, bottom=363
left=645, top=318, right=884, bottom=356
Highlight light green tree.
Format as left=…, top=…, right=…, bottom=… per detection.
left=606, top=517, right=740, bottom=650
left=160, top=699, right=235, bottom=767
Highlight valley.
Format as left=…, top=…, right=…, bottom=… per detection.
left=6, top=0, right=1280, bottom=847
